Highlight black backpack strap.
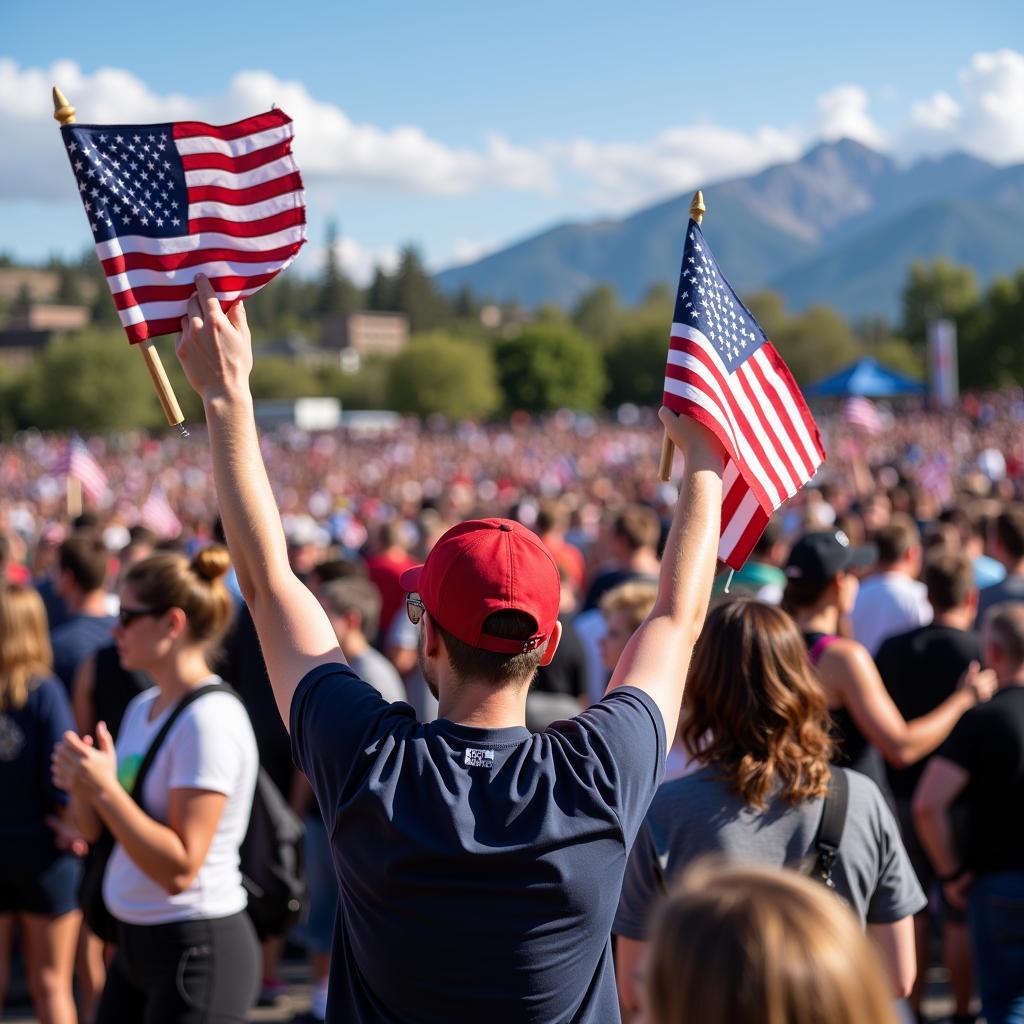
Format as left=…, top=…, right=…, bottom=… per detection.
left=813, top=766, right=850, bottom=890
left=129, top=682, right=230, bottom=803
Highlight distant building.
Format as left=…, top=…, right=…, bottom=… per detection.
left=7, top=305, right=90, bottom=332
left=322, top=312, right=409, bottom=358
left=0, top=328, right=49, bottom=368
left=0, top=268, right=59, bottom=304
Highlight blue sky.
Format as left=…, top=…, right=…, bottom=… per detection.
left=2, top=0, right=1021, bottom=278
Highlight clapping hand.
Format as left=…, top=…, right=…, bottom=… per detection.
left=52, top=722, right=118, bottom=801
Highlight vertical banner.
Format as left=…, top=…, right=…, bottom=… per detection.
left=927, top=318, right=959, bottom=407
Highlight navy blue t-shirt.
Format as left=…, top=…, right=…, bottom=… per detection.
left=49, top=613, right=116, bottom=692
left=0, top=675, right=75, bottom=839
left=291, top=664, right=665, bottom=1024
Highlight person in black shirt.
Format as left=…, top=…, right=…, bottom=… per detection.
left=875, top=552, right=982, bottom=1024
left=915, top=601, right=1024, bottom=1024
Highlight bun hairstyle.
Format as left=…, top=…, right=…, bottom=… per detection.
left=124, top=545, right=233, bottom=651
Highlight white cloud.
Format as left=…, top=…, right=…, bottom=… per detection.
left=904, top=49, right=1024, bottom=163
left=0, top=59, right=556, bottom=203
left=813, top=85, right=887, bottom=150
left=447, top=238, right=501, bottom=267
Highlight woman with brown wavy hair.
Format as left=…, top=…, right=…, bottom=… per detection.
left=613, top=598, right=925, bottom=1019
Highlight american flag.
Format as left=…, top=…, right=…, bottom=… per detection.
left=140, top=487, right=182, bottom=539
left=55, top=434, right=108, bottom=502
left=842, top=396, right=883, bottom=435
left=60, top=109, right=306, bottom=343
left=663, top=220, right=825, bottom=569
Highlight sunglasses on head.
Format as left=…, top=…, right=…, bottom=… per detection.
left=117, top=606, right=169, bottom=628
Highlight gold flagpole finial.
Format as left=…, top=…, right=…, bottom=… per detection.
left=53, top=86, right=77, bottom=126
left=658, top=190, right=710, bottom=482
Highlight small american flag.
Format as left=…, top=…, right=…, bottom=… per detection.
left=663, top=220, right=825, bottom=569
left=56, top=434, right=108, bottom=502
left=842, top=396, right=883, bottom=435
left=60, top=109, right=306, bottom=342
left=140, top=487, right=182, bottom=539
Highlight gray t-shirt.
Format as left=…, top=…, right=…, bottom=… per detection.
left=349, top=646, right=406, bottom=705
left=614, top=765, right=925, bottom=937
left=975, top=573, right=1024, bottom=626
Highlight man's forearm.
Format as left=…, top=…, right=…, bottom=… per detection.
left=914, top=805, right=960, bottom=877
left=204, top=392, right=291, bottom=604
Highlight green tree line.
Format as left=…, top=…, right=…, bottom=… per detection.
left=2, top=242, right=1022, bottom=432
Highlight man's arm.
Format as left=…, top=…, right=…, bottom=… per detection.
left=605, top=408, right=723, bottom=739
left=175, top=277, right=342, bottom=727
left=913, top=756, right=970, bottom=890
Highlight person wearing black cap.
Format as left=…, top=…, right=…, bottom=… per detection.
left=172, top=279, right=725, bottom=1024
left=782, top=531, right=995, bottom=794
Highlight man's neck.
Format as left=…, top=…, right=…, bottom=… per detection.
left=933, top=608, right=973, bottom=631
left=627, top=549, right=659, bottom=575
left=997, top=670, right=1024, bottom=690
left=68, top=589, right=109, bottom=617
left=340, top=632, right=368, bottom=662
left=437, top=677, right=528, bottom=729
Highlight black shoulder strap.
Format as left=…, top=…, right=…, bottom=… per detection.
left=813, top=766, right=850, bottom=889
left=129, top=682, right=230, bottom=803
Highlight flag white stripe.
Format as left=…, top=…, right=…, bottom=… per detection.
left=174, top=123, right=294, bottom=158
left=106, top=257, right=291, bottom=293
left=95, top=221, right=306, bottom=260
left=663, top=375, right=740, bottom=455
left=186, top=191, right=303, bottom=223
left=720, top=490, right=762, bottom=560
left=184, top=156, right=298, bottom=191
left=738, top=361, right=813, bottom=494
left=667, top=346, right=783, bottom=507
left=722, top=458, right=739, bottom=493
left=116, top=287, right=261, bottom=326
left=751, top=348, right=822, bottom=472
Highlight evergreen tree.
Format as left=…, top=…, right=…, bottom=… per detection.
left=392, top=245, right=449, bottom=331
left=318, top=221, right=361, bottom=317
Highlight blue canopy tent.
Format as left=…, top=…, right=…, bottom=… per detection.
left=806, top=357, right=925, bottom=398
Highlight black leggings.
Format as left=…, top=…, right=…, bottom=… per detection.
left=95, top=911, right=260, bottom=1024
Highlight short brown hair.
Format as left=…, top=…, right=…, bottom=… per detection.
left=875, top=513, right=919, bottom=566
left=321, top=578, right=382, bottom=638
left=59, top=533, right=109, bottom=592
left=125, top=546, right=233, bottom=652
left=994, top=506, right=1024, bottom=562
left=646, top=863, right=898, bottom=1024
left=984, top=602, right=1024, bottom=667
left=681, top=599, right=833, bottom=809
left=923, top=552, right=974, bottom=613
left=612, top=505, right=661, bottom=552
left=437, top=610, right=547, bottom=687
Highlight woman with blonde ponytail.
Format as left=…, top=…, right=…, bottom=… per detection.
left=53, top=546, right=260, bottom=1024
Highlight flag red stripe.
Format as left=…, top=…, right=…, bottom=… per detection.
left=101, top=243, right=303, bottom=276
left=172, top=111, right=291, bottom=141
left=744, top=353, right=816, bottom=481
left=758, top=342, right=826, bottom=461
left=720, top=468, right=750, bottom=529
left=665, top=342, right=790, bottom=505
left=180, top=139, right=293, bottom=174
left=125, top=315, right=208, bottom=343
left=187, top=207, right=305, bottom=238
left=186, top=173, right=304, bottom=206
left=734, top=362, right=806, bottom=496
left=729, top=504, right=772, bottom=568
left=110, top=273, right=276, bottom=309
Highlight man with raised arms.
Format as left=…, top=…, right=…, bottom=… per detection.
left=174, top=275, right=723, bottom=1024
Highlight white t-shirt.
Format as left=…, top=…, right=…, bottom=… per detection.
left=103, top=681, right=259, bottom=925
left=850, top=572, right=933, bottom=656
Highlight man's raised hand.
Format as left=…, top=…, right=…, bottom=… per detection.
left=175, top=274, right=253, bottom=403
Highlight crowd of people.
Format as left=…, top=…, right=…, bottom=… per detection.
left=0, top=301, right=1023, bottom=1022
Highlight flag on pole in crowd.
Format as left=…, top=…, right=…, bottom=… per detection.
left=140, top=487, right=182, bottom=539
left=56, top=433, right=108, bottom=502
left=662, top=220, right=825, bottom=569
left=59, top=109, right=306, bottom=343
left=842, top=396, right=884, bottom=435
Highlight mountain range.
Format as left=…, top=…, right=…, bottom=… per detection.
left=434, top=139, right=1024, bottom=322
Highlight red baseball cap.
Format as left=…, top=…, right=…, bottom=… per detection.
left=399, top=518, right=560, bottom=655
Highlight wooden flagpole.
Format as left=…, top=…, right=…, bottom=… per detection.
left=67, top=474, right=82, bottom=519
left=658, top=189, right=706, bottom=481
left=53, top=86, right=188, bottom=435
